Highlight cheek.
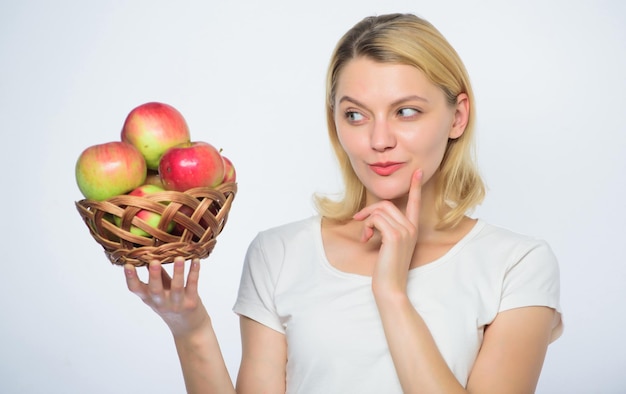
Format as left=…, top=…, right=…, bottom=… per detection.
left=404, top=124, right=451, bottom=167
left=336, top=128, right=362, bottom=161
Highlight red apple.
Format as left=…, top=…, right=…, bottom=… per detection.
left=221, top=155, right=237, bottom=183
left=172, top=202, right=220, bottom=237
left=121, top=102, right=191, bottom=170
left=114, top=184, right=174, bottom=237
left=159, top=141, right=225, bottom=191
left=75, top=141, right=147, bottom=201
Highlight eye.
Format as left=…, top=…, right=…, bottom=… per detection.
left=397, top=107, right=421, bottom=119
left=344, top=110, right=366, bottom=124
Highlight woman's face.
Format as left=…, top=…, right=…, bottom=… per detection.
left=334, top=57, right=468, bottom=205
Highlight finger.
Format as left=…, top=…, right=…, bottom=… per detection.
left=353, top=201, right=383, bottom=221
left=147, top=260, right=166, bottom=305
left=360, top=221, right=376, bottom=242
left=353, top=208, right=368, bottom=221
left=360, top=211, right=397, bottom=243
left=185, top=258, right=201, bottom=297
left=354, top=200, right=400, bottom=222
left=170, top=257, right=186, bottom=304
left=355, top=205, right=384, bottom=242
left=355, top=203, right=400, bottom=243
left=405, top=169, right=423, bottom=226
left=354, top=199, right=410, bottom=224
left=124, top=264, right=147, bottom=299
left=356, top=200, right=408, bottom=226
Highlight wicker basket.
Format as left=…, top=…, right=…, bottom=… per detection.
left=75, top=182, right=237, bottom=267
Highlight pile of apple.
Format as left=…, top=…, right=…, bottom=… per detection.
left=75, top=101, right=235, bottom=237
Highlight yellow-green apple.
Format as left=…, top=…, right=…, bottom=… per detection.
left=75, top=141, right=147, bottom=201
left=114, top=184, right=174, bottom=237
left=121, top=102, right=191, bottom=170
left=221, top=155, right=236, bottom=183
left=159, top=141, right=225, bottom=191
left=144, top=169, right=164, bottom=188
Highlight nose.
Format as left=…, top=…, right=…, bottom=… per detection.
left=370, top=118, right=396, bottom=152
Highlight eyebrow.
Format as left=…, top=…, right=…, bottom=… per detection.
left=338, top=94, right=429, bottom=108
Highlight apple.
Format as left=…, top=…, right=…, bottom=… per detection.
left=144, top=169, right=164, bottom=188
left=159, top=141, right=225, bottom=191
left=114, top=184, right=174, bottom=237
left=75, top=141, right=147, bottom=201
left=172, top=201, right=221, bottom=236
left=121, top=102, right=191, bottom=170
left=221, top=155, right=237, bottom=183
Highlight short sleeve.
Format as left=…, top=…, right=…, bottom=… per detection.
left=500, top=239, right=563, bottom=342
left=232, top=233, right=285, bottom=334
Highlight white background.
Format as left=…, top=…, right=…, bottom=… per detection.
left=1, top=0, right=625, bottom=393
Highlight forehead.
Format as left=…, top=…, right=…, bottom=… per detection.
left=335, top=57, right=443, bottom=104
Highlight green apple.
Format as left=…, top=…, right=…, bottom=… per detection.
left=114, top=184, right=174, bottom=237
left=121, top=102, right=191, bottom=170
left=221, top=155, right=237, bottom=183
left=75, top=141, right=147, bottom=201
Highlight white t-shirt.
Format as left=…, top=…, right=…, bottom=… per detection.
left=233, top=216, right=563, bottom=393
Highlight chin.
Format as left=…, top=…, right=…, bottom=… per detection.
left=373, top=192, right=408, bottom=203
left=365, top=180, right=410, bottom=203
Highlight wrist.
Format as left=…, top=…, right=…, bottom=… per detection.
left=372, top=284, right=411, bottom=309
left=168, top=303, right=212, bottom=341
left=172, top=314, right=216, bottom=356
left=372, top=277, right=408, bottom=299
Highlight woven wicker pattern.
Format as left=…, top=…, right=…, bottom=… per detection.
left=75, top=182, right=236, bottom=266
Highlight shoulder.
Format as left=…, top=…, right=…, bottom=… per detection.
left=460, top=220, right=560, bottom=289
left=245, top=216, right=320, bottom=265
left=472, top=220, right=560, bottom=296
left=474, top=221, right=563, bottom=339
left=475, top=220, right=543, bottom=244
left=472, top=220, right=555, bottom=262
left=257, top=215, right=320, bottom=237
left=253, top=215, right=320, bottom=246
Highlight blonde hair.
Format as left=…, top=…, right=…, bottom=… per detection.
left=314, top=13, right=485, bottom=229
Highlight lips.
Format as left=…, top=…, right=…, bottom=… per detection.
left=369, top=162, right=404, bottom=176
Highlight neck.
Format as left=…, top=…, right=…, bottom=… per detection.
left=415, top=183, right=443, bottom=240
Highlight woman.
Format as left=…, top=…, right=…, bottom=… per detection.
left=125, top=13, right=562, bottom=393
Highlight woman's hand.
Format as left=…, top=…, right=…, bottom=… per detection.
left=124, top=257, right=210, bottom=338
left=353, top=169, right=422, bottom=296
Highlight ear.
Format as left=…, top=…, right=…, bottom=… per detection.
left=448, top=93, right=470, bottom=139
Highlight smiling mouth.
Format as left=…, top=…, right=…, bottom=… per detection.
left=369, top=162, right=403, bottom=176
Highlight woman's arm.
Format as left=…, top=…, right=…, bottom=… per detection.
left=374, top=287, right=556, bottom=393
left=356, top=170, right=556, bottom=392
left=125, top=257, right=287, bottom=394
left=356, top=170, right=463, bottom=392
left=172, top=314, right=235, bottom=393
left=172, top=315, right=289, bottom=394
left=373, top=289, right=464, bottom=393
left=125, top=257, right=236, bottom=393
left=236, top=316, right=287, bottom=393
left=466, top=306, right=556, bottom=393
